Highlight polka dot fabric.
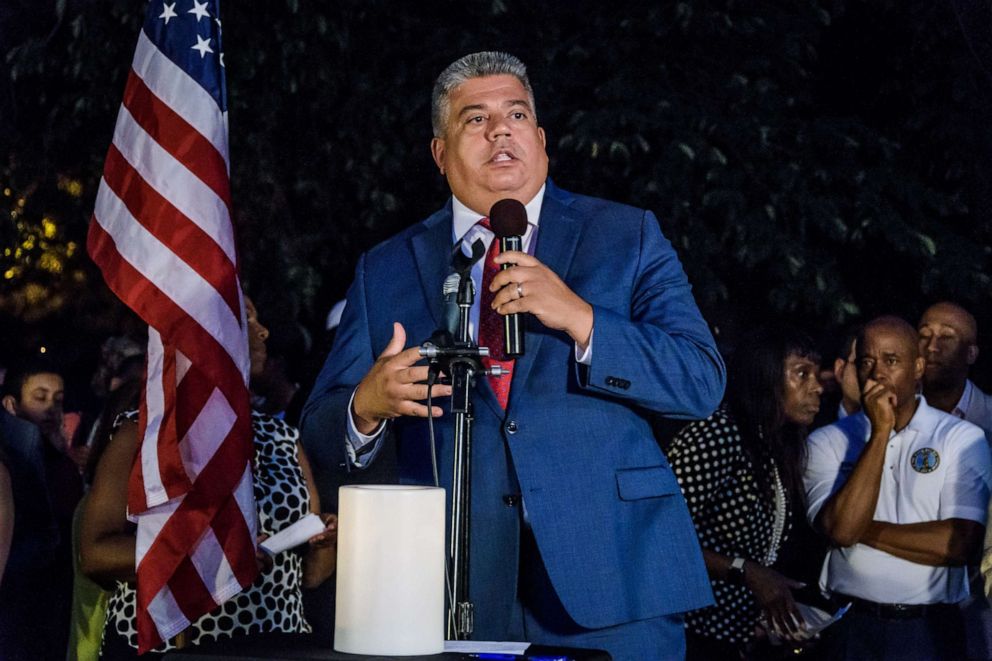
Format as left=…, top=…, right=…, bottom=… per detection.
left=667, top=408, right=793, bottom=645
left=104, top=411, right=312, bottom=652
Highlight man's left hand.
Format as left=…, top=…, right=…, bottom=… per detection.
left=490, top=251, right=593, bottom=349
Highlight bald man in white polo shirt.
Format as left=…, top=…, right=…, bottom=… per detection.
left=804, top=316, right=992, bottom=660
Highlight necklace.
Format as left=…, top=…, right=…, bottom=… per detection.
left=763, top=463, right=787, bottom=566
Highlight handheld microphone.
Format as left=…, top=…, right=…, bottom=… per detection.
left=489, top=198, right=528, bottom=357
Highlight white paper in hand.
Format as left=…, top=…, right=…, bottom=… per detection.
left=765, top=602, right=850, bottom=643
left=782, top=602, right=850, bottom=642
left=796, top=601, right=850, bottom=636
left=259, top=513, right=325, bottom=555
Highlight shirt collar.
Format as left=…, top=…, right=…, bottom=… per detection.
left=897, top=394, right=940, bottom=439
left=951, top=380, right=976, bottom=419
left=451, top=183, right=546, bottom=243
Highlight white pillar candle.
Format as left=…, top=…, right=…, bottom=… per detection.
left=334, top=485, right=446, bottom=655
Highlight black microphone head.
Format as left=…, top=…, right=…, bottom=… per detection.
left=489, top=199, right=528, bottom=238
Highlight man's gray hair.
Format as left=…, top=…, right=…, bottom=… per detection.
left=431, top=51, right=536, bottom=138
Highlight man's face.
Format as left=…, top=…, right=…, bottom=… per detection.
left=918, top=304, right=977, bottom=389
left=430, top=74, right=549, bottom=215
left=782, top=353, right=823, bottom=426
left=8, top=372, right=64, bottom=436
left=856, top=325, right=924, bottom=411
left=833, top=342, right=861, bottom=406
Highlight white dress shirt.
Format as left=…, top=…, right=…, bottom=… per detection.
left=952, top=379, right=992, bottom=445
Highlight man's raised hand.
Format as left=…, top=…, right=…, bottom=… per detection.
left=862, top=378, right=896, bottom=434
left=351, top=322, right=452, bottom=434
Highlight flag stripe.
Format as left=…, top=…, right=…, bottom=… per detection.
left=210, top=484, right=258, bottom=589
left=122, top=69, right=231, bottom=207
left=139, top=330, right=189, bottom=507
left=142, top=586, right=187, bottom=647
left=169, top=556, right=220, bottom=622
left=190, top=527, right=237, bottom=600
left=138, top=330, right=169, bottom=503
left=87, top=221, right=249, bottom=444
left=174, top=364, right=218, bottom=455
left=132, top=29, right=229, bottom=166
left=136, top=452, right=253, bottom=616
left=105, top=104, right=237, bottom=264
left=133, top=495, right=181, bottom=567
left=179, top=387, right=236, bottom=483
left=93, top=181, right=247, bottom=373
left=101, top=145, right=240, bottom=317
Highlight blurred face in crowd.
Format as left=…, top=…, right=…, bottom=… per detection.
left=781, top=353, right=823, bottom=426
left=856, top=320, right=925, bottom=412
left=917, top=302, right=978, bottom=390
left=2, top=371, right=65, bottom=439
left=245, top=297, right=269, bottom=379
left=431, top=74, right=549, bottom=215
left=833, top=340, right=861, bottom=409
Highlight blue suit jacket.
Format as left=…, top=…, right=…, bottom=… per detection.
left=301, top=182, right=724, bottom=638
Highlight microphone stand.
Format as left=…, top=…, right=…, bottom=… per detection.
left=420, top=241, right=502, bottom=640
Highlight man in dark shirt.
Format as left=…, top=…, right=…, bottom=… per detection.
left=0, top=360, right=82, bottom=658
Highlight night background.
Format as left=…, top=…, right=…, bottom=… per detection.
left=1, top=0, right=991, bottom=404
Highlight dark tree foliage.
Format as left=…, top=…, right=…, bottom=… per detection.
left=1, top=0, right=990, bottom=378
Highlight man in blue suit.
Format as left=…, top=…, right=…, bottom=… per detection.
left=301, top=51, right=725, bottom=660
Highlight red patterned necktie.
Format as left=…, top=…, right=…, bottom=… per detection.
left=477, top=217, right=514, bottom=409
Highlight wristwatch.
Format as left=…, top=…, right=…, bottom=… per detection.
left=728, top=557, right=746, bottom=585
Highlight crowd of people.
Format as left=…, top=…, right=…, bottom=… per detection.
left=666, top=305, right=992, bottom=661
left=1, top=50, right=991, bottom=661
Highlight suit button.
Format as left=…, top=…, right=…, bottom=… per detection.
left=506, top=421, right=518, bottom=434
left=503, top=494, right=521, bottom=507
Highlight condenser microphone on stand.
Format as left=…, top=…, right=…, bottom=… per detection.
left=488, top=199, right=527, bottom=358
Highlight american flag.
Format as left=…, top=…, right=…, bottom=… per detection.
left=87, top=0, right=257, bottom=653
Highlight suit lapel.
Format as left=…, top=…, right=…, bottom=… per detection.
left=508, top=183, right=584, bottom=409
left=409, top=205, right=455, bottom=332
left=409, top=202, right=506, bottom=418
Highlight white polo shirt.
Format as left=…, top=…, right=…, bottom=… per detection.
left=804, top=396, right=992, bottom=604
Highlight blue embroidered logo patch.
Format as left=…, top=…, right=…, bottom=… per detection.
left=910, top=448, right=940, bottom=473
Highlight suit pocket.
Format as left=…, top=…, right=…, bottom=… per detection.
left=615, top=465, right=680, bottom=501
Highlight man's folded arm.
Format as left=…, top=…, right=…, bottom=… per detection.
left=864, top=430, right=992, bottom=566
left=859, top=519, right=984, bottom=566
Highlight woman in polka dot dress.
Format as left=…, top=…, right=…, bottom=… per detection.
left=81, top=299, right=337, bottom=659
left=668, top=328, right=823, bottom=660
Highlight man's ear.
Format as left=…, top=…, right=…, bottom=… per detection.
left=833, top=357, right=846, bottom=383
left=967, top=344, right=979, bottom=366
left=1, top=395, right=17, bottom=417
left=914, top=356, right=926, bottom=381
left=430, top=137, right=446, bottom=175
